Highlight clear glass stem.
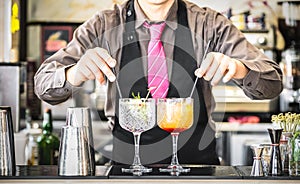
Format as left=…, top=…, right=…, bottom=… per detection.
left=133, top=132, right=142, bottom=166
left=171, top=132, right=180, bottom=166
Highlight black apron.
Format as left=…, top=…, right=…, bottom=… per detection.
left=112, top=0, right=220, bottom=165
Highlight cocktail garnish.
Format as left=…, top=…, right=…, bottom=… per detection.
left=131, top=87, right=157, bottom=101
left=132, top=92, right=141, bottom=99
left=145, top=87, right=156, bottom=100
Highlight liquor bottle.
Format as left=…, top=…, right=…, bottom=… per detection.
left=25, top=109, right=32, bottom=130
left=25, top=128, right=41, bottom=166
left=24, top=108, right=42, bottom=166
left=37, top=109, right=60, bottom=165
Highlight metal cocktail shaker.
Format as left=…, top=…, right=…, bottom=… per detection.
left=0, top=107, right=16, bottom=176
left=58, top=107, right=95, bottom=176
left=268, top=128, right=283, bottom=176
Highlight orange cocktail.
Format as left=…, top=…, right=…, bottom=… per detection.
left=157, top=98, right=193, bottom=175
left=157, top=99, right=193, bottom=133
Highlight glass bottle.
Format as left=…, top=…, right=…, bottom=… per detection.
left=37, top=109, right=60, bottom=165
left=289, top=134, right=300, bottom=176
left=24, top=109, right=41, bottom=166
left=281, top=132, right=293, bottom=175
left=25, top=109, right=32, bottom=130
left=25, top=129, right=40, bottom=166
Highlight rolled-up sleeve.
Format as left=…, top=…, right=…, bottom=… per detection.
left=34, top=61, right=77, bottom=105
left=34, top=12, right=103, bottom=105
left=210, top=10, right=283, bottom=100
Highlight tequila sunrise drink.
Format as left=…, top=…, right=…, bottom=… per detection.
left=157, top=99, right=193, bottom=133
left=157, top=98, right=194, bottom=175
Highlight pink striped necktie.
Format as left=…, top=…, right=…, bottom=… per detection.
left=144, top=22, right=169, bottom=99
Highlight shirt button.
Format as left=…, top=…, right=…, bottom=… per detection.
left=128, top=35, right=134, bottom=41
left=127, top=10, right=132, bottom=17
left=247, top=82, right=252, bottom=87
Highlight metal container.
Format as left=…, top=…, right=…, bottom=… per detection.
left=0, top=63, right=27, bottom=132
left=250, top=144, right=264, bottom=176
left=58, top=107, right=95, bottom=176
left=268, top=128, right=283, bottom=176
left=0, top=108, right=15, bottom=176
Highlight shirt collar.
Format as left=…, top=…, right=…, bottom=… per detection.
left=134, top=0, right=178, bottom=31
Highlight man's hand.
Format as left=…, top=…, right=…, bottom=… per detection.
left=66, top=47, right=116, bottom=86
left=194, top=52, right=249, bottom=86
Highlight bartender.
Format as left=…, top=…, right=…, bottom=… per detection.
left=34, top=0, right=283, bottom=165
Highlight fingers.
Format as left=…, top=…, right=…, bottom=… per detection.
left=194, top=52, right=214, bottom=78
left=211, top=58, right=229, bottom=86
left=85, top=52, right=115, bottom=83
left=95, top=47, right=116, bottom=68
left=94, top=48, right=116, bottom=82
left=68, top=47, right=118, bottom=86
left=80, top=47, right=116, bottom=84
left=202, top=53, right=221, bottom=81
left=223, top=60, right=237, bottom=83
left=81, top=58, right=106, bottom=84
left=195, top=52, right=238, bottom=86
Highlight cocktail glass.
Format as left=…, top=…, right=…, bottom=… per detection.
left=119, top=98, right=156, bottom=176
left=157, top=98, right=193, bottom=175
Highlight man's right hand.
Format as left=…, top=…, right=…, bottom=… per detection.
left=66, top=47, right=116, bottom=86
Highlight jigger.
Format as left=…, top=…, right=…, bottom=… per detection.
left=250, top=144, right=264, bottom=176
left=268, top=128, right=283, bottom=176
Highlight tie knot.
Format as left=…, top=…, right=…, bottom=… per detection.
left=144, top=22, right=166, bottom=40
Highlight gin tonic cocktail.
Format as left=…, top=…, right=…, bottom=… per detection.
left=119, top=98, right=156, bottom=176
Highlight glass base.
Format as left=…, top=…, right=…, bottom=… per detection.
left=121, top=165, right=152, bottom=176
left=159, top=165, right=190, bottom=176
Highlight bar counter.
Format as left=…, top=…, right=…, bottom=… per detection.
left=0, top=165, right=299, bottom=184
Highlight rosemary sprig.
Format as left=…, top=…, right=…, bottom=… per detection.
left=131, top=92, right=141, bottom=99
left=130, top=87, right=157, bottom=124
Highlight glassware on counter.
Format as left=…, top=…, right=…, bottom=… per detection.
left=280, top=132, right=293, bottom=174
left=289, top=133, right=300, bottom=176
left=271, top=112, right=300, bottom=176
left=260, top=144, right=272, bottom=176
left=119, top=98, right=156, bottom=176
left=37, top=109, right=60, bottom=165
left=157, top=98, right=193, bottom=176
left=25, top=128, right=41, bottom=166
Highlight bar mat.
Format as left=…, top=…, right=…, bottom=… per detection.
left=109, top=165, right=241, bottom=179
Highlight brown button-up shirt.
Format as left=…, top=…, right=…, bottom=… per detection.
left=34, top=0, right=283, bottom=129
